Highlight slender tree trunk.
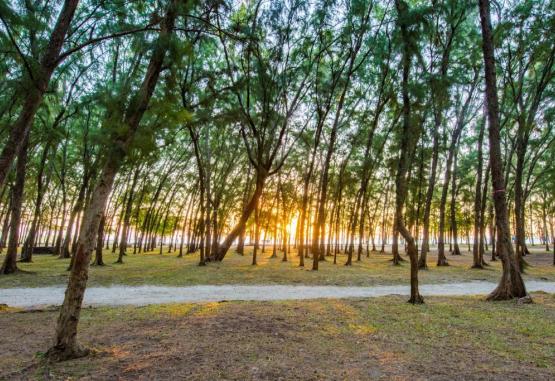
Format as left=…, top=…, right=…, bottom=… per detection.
left=159, top=188, right=178, bottom=254
left=0, top=191, right=12, bottom=252
left=252, top=204, right=260, bottom=266
left=21, top=143, right=52, bottom=262
left=45, top=191, right=59, bottom=247
left=0, top=185, right=10, bottom=251
left=418, top=129, right=440, bottom=269
left=436, top=74, right=476, bottom=264
left=479, top=0, right=527, bottom=300
left=236, top=167, right=252, bottom=256
left=380, top=183, right=390, bottom=253
left=395, top=0, right=423, bottom=303
left=215, top=169, right=267, bottom=261
left=0, top=135, right=29, bottom=274
left=479, top=167, right=490, bottom=266
left=0, top=0, right=80, bottom=189
left=472, top=118, right=485, bottom=268
left=178, top=189, right=195, bottom=257
left=47, top=2, right=178, bottom=360
left=550, top=217, right=554, bottom=265
left=489, top=202, right=496, bottom=261
left=118, top=167, right=140, bottom=262
left=514, top=115, right=530, bottom=269
left=312, top=89, right=350, bottom=270
left=449, top=148, right=461, bottom=256
left=299, top=132, right=321, bottom=263
left=542, top=200, right=550, bottom=252
left=61, top=178, right=89, bottom=258
left=93, top=213, right=105, bottom=266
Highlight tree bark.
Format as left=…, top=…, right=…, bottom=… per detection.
left=449, top=147, right=461, bottom=256
left=47, top=1, right=178, bottom=360
left=479, top=0, right=527, bottom=300
left=472, top=118, right=485, bottom=267
left=395, top=0, right=423, bottom=304
left=436, top=82, right=476, bottom=265
left=21, top=142, right=52, bottom=262
left=61, top=175, right=90, bottom=258
left=0, top=0, right=80, bottom=189
left=214, top=169, right=267, bottom=261
left=479, top=166, right=490, bottom=266
left=118, top=167, right=140, bottom=262
left=0, top=190, right=12, bottom=252
left=0, top=135, right=29, bottom=274
left=93, top=213, right=105, bottom=266
left=419, top=121, right=440, bottom=268
left=542, top=200, right=550, bottom=252
left=489, top=202, right=496, bottom=261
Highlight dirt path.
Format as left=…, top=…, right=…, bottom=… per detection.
left=1, top=280, right=554, bottom=308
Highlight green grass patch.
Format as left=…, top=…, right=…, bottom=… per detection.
left=1, top=246, right=554, bottom=288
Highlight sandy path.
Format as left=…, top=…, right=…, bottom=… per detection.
left=1, top=281, right=554, bottom=308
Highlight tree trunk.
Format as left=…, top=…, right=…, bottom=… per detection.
left=0, top=135, right=29, bottom=274
left=395, top=0, right=423, bottom=304
left=418, top=125, right=440, bottom=269
left=436, top=73, right=477, bottom=264
left=21, top=143, right=52, bottom=262
left=0, top=191, right=12, bottom=252
left=489, top=202, right=496, bottom=261
left=472, top=118, right=485, bottom=268
left=514, top=117, right=528, bottom=271
left=0, top=0, right=80, bottom=189
left=449, top=147, right=461, bottom=256
left=159, top=187, right=178, bottom=254
left=252, top=204, right=260, bottom=266
left=178, top=190, right=195, bottom=257
left=236, top=168, right=252, bottom=256
left=542, top=200, right=550, bottom=252
left=214, top=169, right=267, bottom=261
left=550, top=218, right=554, bottom=265
left=479, top=166, right=490, bottom=266
left=479, top=0, right=527, bottom=300
left=93, top=214, right=105, bottom=266
left=312, top=84, right=352, bottom=270
left=298, top=128, right=322, bottom=263
left=47, top=2, right=178, bottom=360
left=118, top=167, right=140, bottom=262
left=61, top=178, right=89, bottom=258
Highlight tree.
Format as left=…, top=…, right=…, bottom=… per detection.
left=394, top=0, right=424, bottom=304
left=46, top=0, right=181, bottom=360
left=0, top=0, right=80, bottom=188
left=478, top=0, right=527, bottom=300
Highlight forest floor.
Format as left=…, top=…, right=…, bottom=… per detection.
left=1, top=247, right=554, bottom=380
left=1, top=293, right=554, bottom=380
left=0, top=245, right=554, bottom=289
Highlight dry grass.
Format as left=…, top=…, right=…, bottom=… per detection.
left=1, top=293, right=554, bottom=380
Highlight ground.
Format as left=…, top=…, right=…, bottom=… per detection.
left=1, top=293, right=554, bottom=380
left=1, top=246, right=554, bottom=380
left=0, top=245, right=553, bottom=289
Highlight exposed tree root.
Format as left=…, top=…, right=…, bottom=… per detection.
left=486, top=283, right=527, bottom=301
left=0, top=266, right=19, bottom=275
left=408, top=294, right=424, bottom=304
left=436, top=259, right=449, bottom=266
left=45, top=343, right=90, bottom=362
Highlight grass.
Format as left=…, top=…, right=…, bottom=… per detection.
left=1, top=245, right=553, bottom=379
left=1, top=293, right=554, bottom=380
left=0, top=245, right=554, bottom=288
